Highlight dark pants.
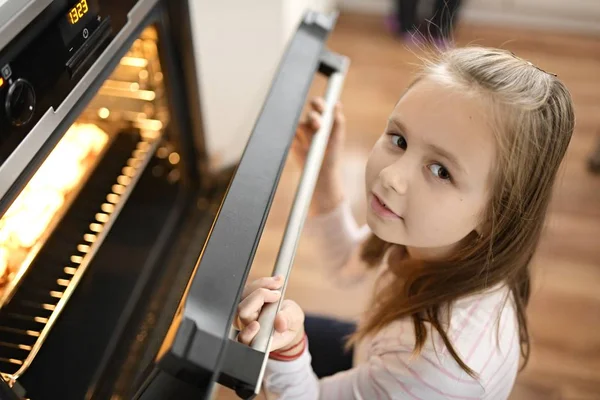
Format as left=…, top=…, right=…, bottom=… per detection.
left=304, top=314, right=356, bottom=378
left=396, top=0, right=462, bottom=38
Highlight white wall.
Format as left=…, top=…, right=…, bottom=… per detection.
left=188, top=0, right=336, bottom=169
left=188, top=0, right=286, bottom=168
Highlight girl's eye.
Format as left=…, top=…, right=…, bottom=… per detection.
left=390, top=134, right=407, bottom=150
left=429, top=164, right=452, bottom=181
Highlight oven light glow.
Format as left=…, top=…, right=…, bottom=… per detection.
left=122, top=166, right=136, bottom=177
left=112, top=184, right=125, bottom=195
left=156, top=147, right=168, bottom=159
left=70, top=255, right=83, bottom=264
left=0, top=123, right=107, bottom=291
left=117, top=175, right=131, bottom=186
left=89, top=223, right=103, bottom=233
left=138, top=112, right=148, bottom=120
left=137, top=118, right=162, bottom=131
left=132, top=149, right=146, bottom=159
left=95, top=213, right=109, bottom=223
left=101, top=203, right=114, bottom=213
left=57, top=279, right=70, bottom=287
left=106, top=193, right=120, bottom=204
left=168, top=152, right=180, bottom=165
left=0, top=248, right=8, bottom=284
left=120, top=57, right=148, bottom=68
left=64, top=267, right=77, bottom=275
left=137, top=142, right=151, bottom=151
left=140, top=91, right=156, bottom=101
left=98, top=107, right=110, bottom=119
left=127, top=159, right=142, bottom=168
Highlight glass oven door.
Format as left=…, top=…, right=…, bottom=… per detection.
left=139, top=11, right=350, bottom=400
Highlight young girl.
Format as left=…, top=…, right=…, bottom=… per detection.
left=235, top=46, right=574, bottom=399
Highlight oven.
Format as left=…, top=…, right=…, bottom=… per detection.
left=0, top=0, right=349, bottom=399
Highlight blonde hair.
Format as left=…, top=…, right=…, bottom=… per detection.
left=349, top=46, right=575, bottom=377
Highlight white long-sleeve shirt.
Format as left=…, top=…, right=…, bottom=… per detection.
left=263, top=202, right=520, bottom=400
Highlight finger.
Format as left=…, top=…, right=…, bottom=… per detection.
left=310, top=97, right=326, bottom=113
left=331, top=104, right=346, bottom=141
left=274, top=300, right=304, bottom=333
left=242, top=276, right=283, bottom=299
left=308, top=111, right=321, bottom=131
left=334, top=103, right=346, bottom=127
left=291, top=136, right=302, bottom=153
left=274, top=312, right=287, bottom=333
left=334, top=102, right=344, bottom=118
left=233, top=314, right=244, bottom=330
left=292, top=136, right=310, bottom=159
left=238, top=288, right=281, bottom=326
left=237, top=321, right=260, bottom=345
left=270, top=329, right=300, bottom=353
left=270, top=301, right=305, bottom=351
left=295, top=125, right=311, bottom=149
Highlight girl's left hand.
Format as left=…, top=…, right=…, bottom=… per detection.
left=236, top=276, right=305, bottom=353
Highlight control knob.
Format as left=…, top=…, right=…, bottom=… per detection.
left=5, top=79, right=36, bottom=127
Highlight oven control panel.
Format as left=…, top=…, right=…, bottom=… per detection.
left=0, top=0, right=113, bottom=167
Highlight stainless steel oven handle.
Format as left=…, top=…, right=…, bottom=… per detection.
left=251, top=57, right=349, bottom=354
left=0, top=0, right=53, bottom=52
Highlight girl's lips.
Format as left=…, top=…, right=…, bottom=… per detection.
left=370, top=193, right=401, bottom=219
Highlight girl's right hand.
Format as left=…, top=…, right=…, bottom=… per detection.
left=235, top=276, right=305, bottom=353
left=293, top=97, right=346, bottom=216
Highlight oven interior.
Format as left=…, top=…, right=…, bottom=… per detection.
left=0, top=21, right=230, bottom=400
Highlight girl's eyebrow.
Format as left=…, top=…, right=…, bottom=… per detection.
left=426, top=143, right=467, bottom=176
left=388, top=117, right=466, bottom=175
left=388, top=118, right=408, bottom=134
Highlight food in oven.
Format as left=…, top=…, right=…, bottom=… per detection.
left=0, top=123, right=108, bottom=300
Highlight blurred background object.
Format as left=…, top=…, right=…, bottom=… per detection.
left=198, top=1, right=600, bottom=399
left=384, top=0, right=463, bottom=48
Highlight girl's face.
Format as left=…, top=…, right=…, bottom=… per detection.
left=365, top=77, right=497, bottom=259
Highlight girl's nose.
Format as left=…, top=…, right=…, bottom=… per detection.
left=379, top=162, right=409, bottom=195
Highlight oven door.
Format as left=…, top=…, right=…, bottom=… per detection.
left=134, top=12, right=350, bottom=400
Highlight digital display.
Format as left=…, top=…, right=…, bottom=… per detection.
left=59, top=0, right=98, bottom=46
left=67, top=0, right=89, bottom=25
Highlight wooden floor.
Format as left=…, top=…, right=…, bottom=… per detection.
left=216, top=13, right=600, bottom=400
